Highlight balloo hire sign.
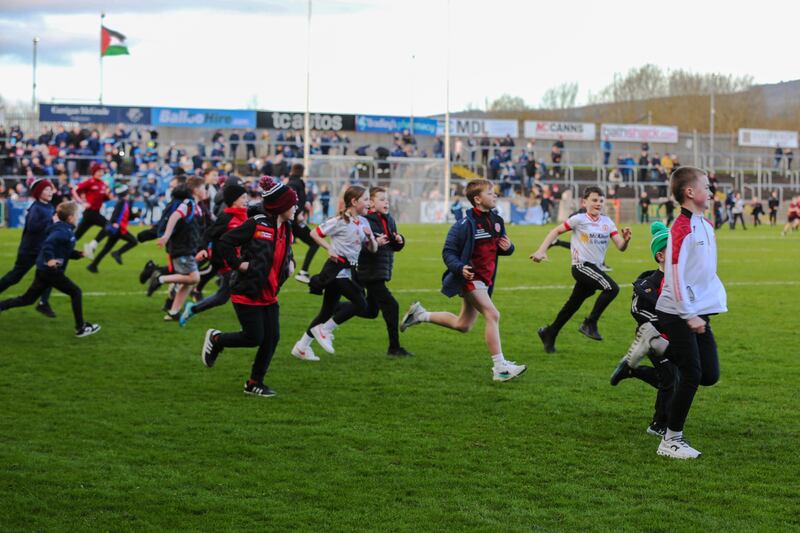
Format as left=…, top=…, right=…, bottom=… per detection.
left=600, top=124, right=679, bottom=144
left=524, top=120, right=595, bottom=141
left=738, top=128, right=798, bottom=149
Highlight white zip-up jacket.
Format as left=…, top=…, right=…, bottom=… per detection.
left=656, top=208, right=727, bottom=319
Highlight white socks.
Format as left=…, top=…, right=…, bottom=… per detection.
left=491, top=353, right=506, bottom=367
left=420, top=311, right=431, bottom=322
left=322, top=318, right=337, bottom=333
left=665, top=428, right=682, bottom=440
left=298, top=333, right=313, bottom=349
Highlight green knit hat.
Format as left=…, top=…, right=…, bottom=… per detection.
left=650, top=221, right=669, bottom=260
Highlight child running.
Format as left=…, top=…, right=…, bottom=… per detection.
left=148, top=176, right=208, bottom=321
left=781, top=195, right=799, bottom=236
left=400, top=179, right=527, bottom=382
left=179, top=183, right=249, bottom=326
left=654, top=166, right=727, bottom=459
left=609, top=221, right=676, bottom=438
left=0, top=201, right=100, bottom=337
left=332, top=186, right=412, bottom=357
left=531, top=186, right=631, bottom=353
left=86, top=185, right=138, bottom=273
left=200, top=176, right=297, bottom=397
left=0, top=178, right=57, bottom=318
left=291, top=185, right=384, bottom=361
left=73, top=163, right=111, bottom=259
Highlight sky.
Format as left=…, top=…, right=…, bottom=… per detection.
left=1, top=0, right=799, bottom=116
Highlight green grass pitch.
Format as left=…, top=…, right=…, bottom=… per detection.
left=1, top=223, right=798, bottom=531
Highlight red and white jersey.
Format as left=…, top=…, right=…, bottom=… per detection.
left=563, top=212, right=618, bottom=266
left=316, top=214, right=371, bottom=278
left=656, top=210, right=727, bottom=319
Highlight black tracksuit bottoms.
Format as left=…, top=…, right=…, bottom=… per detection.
left=551, top=263, right=619, bottom=335
left=90, top=232, right=138, bottom=268
left=631, top=349, right=676, bottom=427
left=335, top=280, right=401, bottom=349
left=306, top=277, right=368, bottom=335
left=293, top=224, right=319, bottom=272
left=0, top=252, right=52, bottom=304
left=656, top=313, right=720, bottom=432
left=193, top=271, right=232, bottom=314
left=74, top=209, right=109, bottom=243
left=0, top=269, right=84, bottom=329
left=218, top=302, right=280, bottom=383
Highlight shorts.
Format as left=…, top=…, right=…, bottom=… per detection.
left=789, top=214, right=799, bottom=222
left=172, top=255, right=199, bottom=275
left=462, top=280, right=489, bottom=294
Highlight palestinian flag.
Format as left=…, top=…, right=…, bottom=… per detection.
left=101, top=26, right=129, bottom=57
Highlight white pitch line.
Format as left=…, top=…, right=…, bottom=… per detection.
left=44, top=279, right=799, bottom=298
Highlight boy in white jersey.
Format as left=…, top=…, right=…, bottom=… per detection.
left=531, top=186, right=631, bottom=352
left=654, top=167, right=726, bottom=460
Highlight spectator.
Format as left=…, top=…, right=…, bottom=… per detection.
left=601, top=136, right=612, bottom=166
left=660, top=153, right=674, bottom=176
left=639, top=191, right=651, bottom=223
left=774, top=145, right=783, bottom=169
left=229, top=130, right=240, bottom=160
left=638, top=150, right=649, bottom=182
left=243, top=129, right=257, bottom=159
left=785, top=148, right=793, bottom=170
left=453, top=138, right=463, bottom=161
left=433, top=137, right=444, bottom=158
left=480, top=135, right=490, bottom=166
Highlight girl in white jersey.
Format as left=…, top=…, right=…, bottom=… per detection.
left=291, top=185, right=386, bottom=360
left=654, top=167, right=727, bottom=460
left=531, top=186, right=632, bottom=352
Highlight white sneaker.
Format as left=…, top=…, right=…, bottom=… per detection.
left=310, top=325, right=335, bottom=354
left=657, top=435, right=702, bottom=459
left=83, top=241, right=97, bottom=259
left=291, top=342, right=320, bottom=361
left=492, top=360, right=527, bottom=382
left=295, top=270, right=311, bottom=284
left=625, top=322, right=660, bottom=367
left=400, top=301, right=426, bottom=332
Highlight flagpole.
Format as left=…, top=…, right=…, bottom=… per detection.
left=303, top=0, right=311, bottom=178
left=443, top=0, right=451, bottom=216
left=99, top=12, right=105, bottom=104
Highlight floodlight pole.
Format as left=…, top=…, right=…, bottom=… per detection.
left=709, top=79, right=716, bottom=171
left=443, top=0, right=451, bottom=219
left=32, top=37, right=39, bottom=111
left=303, top=0, right=312, bottom=178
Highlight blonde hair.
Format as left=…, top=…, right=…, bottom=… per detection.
left=57, top=201, right=78, bottom=221
left=340, top=185, right=367, bottom=223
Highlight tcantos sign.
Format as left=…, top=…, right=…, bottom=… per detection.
left=524, top=120, right=596, bottom=141
left=257, top=111, right=356, bottom=131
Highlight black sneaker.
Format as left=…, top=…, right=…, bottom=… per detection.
left=578, top=320, right=603, bottom=341
left=111, top=251, right=123, bottom=265
left=201, top=328, right=223, bottom=368
left=163, top=311, right=179, bottom=322
left=162, top=297, right=174, bottom=312
left=646, top=422, right=667, bottom=438
left=35, top=302, right=56, bottom=319
left=87, top=263, right=99, bottom=274
left=146, top=271, right=162, bottom=297
left=538, top=326, right=556, bottom=353
left=387, top=346, right=414, bottom=357
left=610, top=359, right=633, bottom=386
left=76, top=323, right=101, bottom=337
left=244, top=380, right=276, bottom=397
left=139, top=260, right=157, bottom=284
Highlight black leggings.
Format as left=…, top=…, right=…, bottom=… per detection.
left=193, top=271, right=231, bottom=314
left=90, top=232, right=137, bottom=268
left=335, top=280, right=401, bottom=349
left=0, top=269, right=83, bottom=329
left=0, top=252, right=51, bottom=304
left=293, top=223, right=320, bottom=272
left=74, top=209, right=109, bottom=243
left=731, top=213, right=746, bottom=229
left=657, top=313, right=720, bottom=432
left=631, top=348, right=677, bottom=427
left=218, top=302, right=280, bottom=383
left=306, top=276, right=368, bottom=335
left=550, top=263, right=619, bottom=335
left=196, top=265, right=219, bottom=293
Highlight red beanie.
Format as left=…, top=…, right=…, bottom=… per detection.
left=259, top=176, right=298, bottom=216
left=90, top=162, right=104, bottom=177
left=30, top=178, right=54, bottom=200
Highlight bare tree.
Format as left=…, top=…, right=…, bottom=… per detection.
left=540, top=82, right=579, bottom=109
left=489, top=94, right=528, bottom=111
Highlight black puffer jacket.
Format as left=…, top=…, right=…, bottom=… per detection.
left=357, top=211, right=404, bottom=282
left=216, top=209, right=294, bottom=300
